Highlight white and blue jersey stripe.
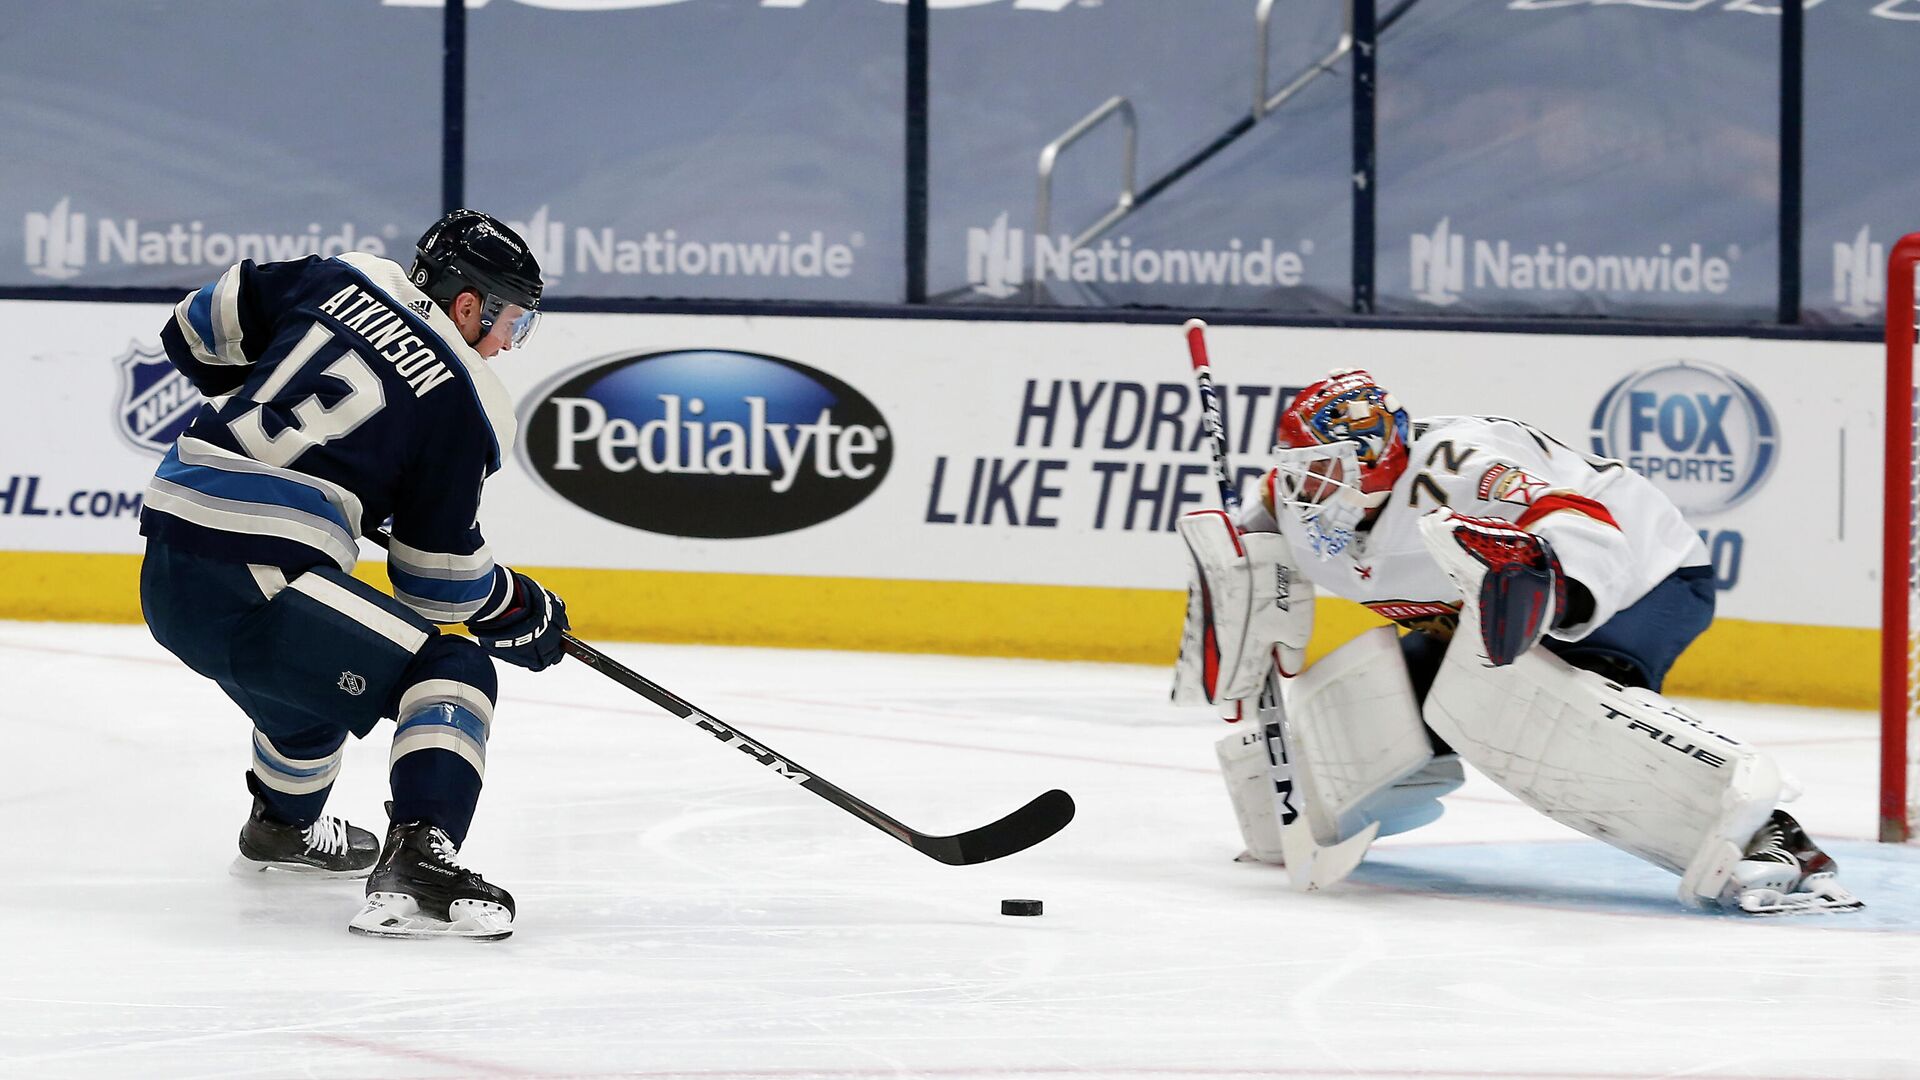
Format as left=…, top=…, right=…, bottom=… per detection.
left=386, top=538, right=505, bottom=624
left=147, top=436, right=364, bottom=572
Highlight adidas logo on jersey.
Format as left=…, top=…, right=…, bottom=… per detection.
left=409, top=299, right=434, bottom=318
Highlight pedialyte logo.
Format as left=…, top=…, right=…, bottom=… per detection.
left=115, top=340, right=198, bottom=455
left=523, top=350, right=892, bottom=538
left=1589, top=360, right=1776, bottom=516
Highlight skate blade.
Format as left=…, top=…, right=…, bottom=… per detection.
left=348, top=892, right=514, bottom=941
left=1735, top=885, right=1866, bottom=917
left=230, top=855, right=372, bottom=880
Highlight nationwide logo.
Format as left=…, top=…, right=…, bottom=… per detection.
left=1589, top=359, right=1777, bottom=516
left=1410, top=218, right=1464, bottom=306
left=514, top=205, right=567, bottom=281
left=521, top=349, right=892, bottom=538
left=22, top=197, right=391, bottom=278
left=965, top=211, right=1308, bottom=297
left=25, top=197, right=85, bottom=280
left=1832, top=225, right=1883, bottom=319
left=968, top=213, right=1024, bottom=298
left=1410, top=218, right=1736, bottom=306
left=507, top=205, right=861, bottom=282
left=114, top=341, right=198, bottom=456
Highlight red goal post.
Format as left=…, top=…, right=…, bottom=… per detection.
left=1883, top=233, right=1920, bottom=843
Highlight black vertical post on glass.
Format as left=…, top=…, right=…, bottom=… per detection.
left=442, top=0, right=467, bottom=214
left=905, top=0, right=930, bottom=305
left=1777, top=0, right=1803, bottom=325
left=1351, top=0, right=1378, bottom=315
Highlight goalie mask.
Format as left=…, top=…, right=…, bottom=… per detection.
left=1270, top=369, right=1410, bottom=557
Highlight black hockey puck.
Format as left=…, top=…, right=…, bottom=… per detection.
left=1000, top=898, right=1043, bottom=916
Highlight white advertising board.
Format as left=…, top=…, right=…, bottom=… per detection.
left=0, top=299, right=1882, bottom=629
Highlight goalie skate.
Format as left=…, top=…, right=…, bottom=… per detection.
left=348, top=820, right=515, bottom=941
left=1721, top=810, right=1865, bottom=917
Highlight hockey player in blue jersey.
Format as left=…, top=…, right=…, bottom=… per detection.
left=139, top=209, right=569, bottom=940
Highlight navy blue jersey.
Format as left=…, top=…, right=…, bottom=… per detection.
left=140, top=253, right=520, bottom=624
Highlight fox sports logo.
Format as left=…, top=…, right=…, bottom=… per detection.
left=1589, top=360, right=1776, bottom=516
left=522, top=349, right=892, bottom=538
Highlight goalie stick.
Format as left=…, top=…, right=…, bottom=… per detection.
left=369, top=531, right=1075, bottom=866
left=1182, top=318, right=1374, bottom=890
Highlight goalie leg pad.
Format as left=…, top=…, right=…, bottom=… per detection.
left=1216, top=724, right=1290, bottom=865
left=1423, top=619, right=1782, bottom=906
left=1218, top=629, right=1459, bottom=867
left=1284, top=626, right=1455, bottom=845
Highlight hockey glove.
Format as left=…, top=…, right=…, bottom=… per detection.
left=1417, top=508, right=1566, bottom=667
left=467, top=571, right=570, bottom=671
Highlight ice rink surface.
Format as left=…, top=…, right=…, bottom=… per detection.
left=2, top=621, right=1916, bottom=1080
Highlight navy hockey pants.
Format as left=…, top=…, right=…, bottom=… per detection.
left=1400, top=563, right=1718, bottom=703
left=140, top=540, right=498, bottom=845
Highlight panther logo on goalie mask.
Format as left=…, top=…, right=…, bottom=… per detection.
left=115, top=340, right=197, bottom=456
left=1276, top=369, right=1411, bottom=498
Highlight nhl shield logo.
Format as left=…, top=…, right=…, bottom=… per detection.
left=115, top=341, right=198, bottom=455
left=337, top=671, right=367, bottom=696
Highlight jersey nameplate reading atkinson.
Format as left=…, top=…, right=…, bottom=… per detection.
left=316, top=284, right=454, bottom=398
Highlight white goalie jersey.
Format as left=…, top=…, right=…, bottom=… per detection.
left=1240, top=415, right=1710, bottom=640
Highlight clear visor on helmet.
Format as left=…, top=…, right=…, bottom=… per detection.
left=478, top=294, right=540, bottom=350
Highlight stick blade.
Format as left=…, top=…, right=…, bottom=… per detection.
left=911, top=789, right=1077, bottom=866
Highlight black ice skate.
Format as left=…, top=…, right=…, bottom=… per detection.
left=233, top=777, right=378, bottom=878
left=1720, top=810, right=1864, bottom=916
left=348, top=819, right=515, bottom=941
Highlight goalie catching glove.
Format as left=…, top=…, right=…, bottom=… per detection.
left=1418, top=508, right=1567, bottom=667
left=1172, top=510, right=1313, bottom=709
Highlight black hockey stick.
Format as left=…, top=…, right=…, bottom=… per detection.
left=370, top=533, right=1075, bottom=865
left=554, top=633, right=1075, bottom=865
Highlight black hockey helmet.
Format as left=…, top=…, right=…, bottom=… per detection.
left=411, top=209, right=543, bottom=349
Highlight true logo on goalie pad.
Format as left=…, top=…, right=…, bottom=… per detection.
left=1621, top=715, right=1727, bottom=767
